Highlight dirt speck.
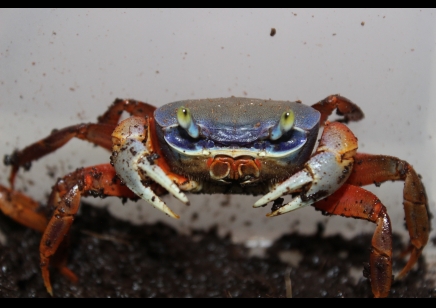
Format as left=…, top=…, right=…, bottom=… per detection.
left=270, top=28, right=276, bottom=37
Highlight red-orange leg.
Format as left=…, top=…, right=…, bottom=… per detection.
left=346, top=153, right=430, bottom=280
left=97, top=98, right=157, bottom=126
left=0, top=185, right=48, bottom=233
left=39, top=163, right=150, bottom=295
left=4, top=123, right=116, bottom=187
left=311, top=94, right=364, bottom=125
left=4, top=98, right=157, bottom=187
left=0, top=99, right=159, bottom=295
left=313, top=184, right=393, bottom=298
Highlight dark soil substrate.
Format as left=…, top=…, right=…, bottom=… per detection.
left=0, top=203, right=434, bottom=298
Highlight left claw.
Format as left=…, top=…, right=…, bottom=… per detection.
left=254, top=122, right=358, bottom=216
left=111, top=116, right=189, bottom=219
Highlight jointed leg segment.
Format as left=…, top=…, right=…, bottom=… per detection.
left=314, top=184, right=393, bottom=298
left=4, top=99, right=157, bottom=187
left=0, top=99, right=158, bottom=295
left=0, top=185, right=48, bottom=233
left=314, top=152, right=429, bottom=297
left=347, top=153, right=429, bottom=280
left=40, top=164, right=140, bottom=295
left=311, top=94, right=364, bottom=125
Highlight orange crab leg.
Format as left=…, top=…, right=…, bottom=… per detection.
left=4, top=123, right=116, bottom=187
left=97, top=98, right=157, bottom=126
left=0, top=185, right=48, bottom=233
left=39, top=163, right=145, bottom=296
left=311, top=94, right=364, bottom=125
left=346, top=153, right=429, bottom=280
left=313, top=184, right=393, bottom=298
left=4, top=98, right=157, bottom=187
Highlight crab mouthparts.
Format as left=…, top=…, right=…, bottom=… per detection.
left=207, top=155, right=262, bottom=185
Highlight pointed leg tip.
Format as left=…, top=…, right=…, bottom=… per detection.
left=45, top=284, right=53, bottom=296
left=169, top=212, right=180, bottom=219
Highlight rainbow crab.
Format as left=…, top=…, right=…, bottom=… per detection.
left=0, top=95, right=430, bottom=297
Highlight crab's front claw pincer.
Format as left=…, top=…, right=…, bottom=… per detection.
left=254, top=122, right=358, bottom=216
left=111, top=116, right=189, bottom=219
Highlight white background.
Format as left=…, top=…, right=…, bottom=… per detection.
left=1, top=8, right=435, bottom=280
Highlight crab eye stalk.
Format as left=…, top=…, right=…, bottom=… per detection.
left=177, top=106, right=200, bottom=138
left=270, top=109, right=295, bottom=140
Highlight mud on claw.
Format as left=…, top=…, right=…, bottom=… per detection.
left=0, top=95, right=430, bottom=297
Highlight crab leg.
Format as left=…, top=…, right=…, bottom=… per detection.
left=111, top=116, right=194, bottom=219
left=40, top=164, right=138, bottom=295
left=4, top=123, right=116, bottom=187
left=254, top=121, right=358, bottom=216
left=0, top=185, right=48, bottom=233
left=313, top=184, right=393, bottom=298
left=346, top=153, right=429, bottom=280
left=4, top=98, right=157, bottom=187
left=311, top=94, right=364, bottom=125
left=97, top=98, right=157, bottom=126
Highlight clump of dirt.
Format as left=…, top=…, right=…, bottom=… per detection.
left=0, top=203, right=434, bottom=298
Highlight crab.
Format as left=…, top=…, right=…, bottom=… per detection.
left=0, top=95, right=430, bottom=298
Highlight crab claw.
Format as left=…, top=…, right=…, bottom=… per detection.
left=254, top=122, right=358, bottom=216
left=111, top=116, right=189, bottom=219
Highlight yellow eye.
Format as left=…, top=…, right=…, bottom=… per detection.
left=177, top=106, right=191, bottom=127
left=281, top=110, right=295, bottom=131
left=270, top=109, right=295, bottom=140
left=177, top=106, right=199, bottom=138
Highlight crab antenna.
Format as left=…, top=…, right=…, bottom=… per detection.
left=177, top=106, right=200, bottom=138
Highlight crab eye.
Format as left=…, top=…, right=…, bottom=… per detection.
left=177, top=106, right=200, bottom=138
left=270, top=109, right=295, bottom=140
